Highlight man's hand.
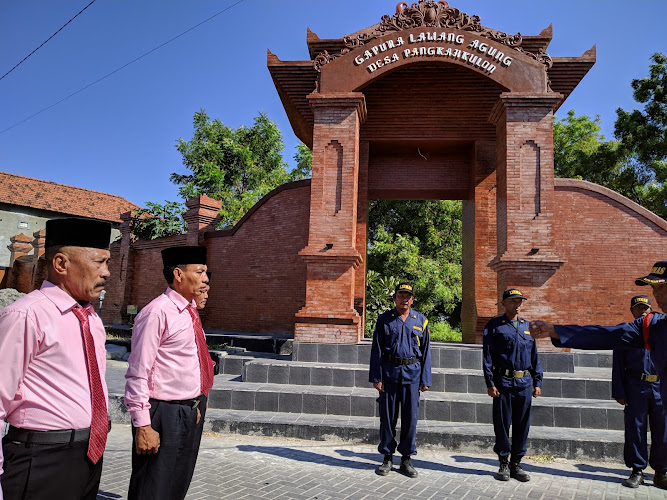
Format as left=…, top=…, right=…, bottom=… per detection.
left=373, top=382, right=384, bottom=392
left=197, top=408, right=201, bottom=425
left=615, top=398, right=627, bottom=406
left=487, top=386, right=500, bottom=398
left=529, top=321, right=558, bottom=339
left=420, top=385, right=429, bottom=392
left=533, top=387, right=541, bottom=397
left=135, top=425, right=160, bottom=455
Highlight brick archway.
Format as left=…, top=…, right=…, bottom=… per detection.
left=268, top=0, right=598, bottom=343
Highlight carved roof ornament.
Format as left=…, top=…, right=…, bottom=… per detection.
left=313, top=0, right=552, bottom=72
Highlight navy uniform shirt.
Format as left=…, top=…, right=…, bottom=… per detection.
left=612, top=344, right=660, bottom=400
left=554, top=312, right=666, bottom=403
left=369, top=307, right=432, bottom=387
left=482, top=315, right=543, bottom=389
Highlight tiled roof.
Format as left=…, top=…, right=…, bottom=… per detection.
left=0, top=171, right=140, bottom=223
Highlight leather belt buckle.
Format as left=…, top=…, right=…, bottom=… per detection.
left=513, top=370, right=526, bottom=378
left=642, top=374, right=658, bottom=383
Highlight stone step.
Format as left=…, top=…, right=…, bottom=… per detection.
left=241, top=358, right=613, bottom=400
left=106, top=395, right=625, bottom=462
left=214, top=351, right=291, bottom=375
left=292, top=342, right=613, bottom=373
left=205, top=332, right=291, bottom=354
left=200, top=377, right=624, bottom=431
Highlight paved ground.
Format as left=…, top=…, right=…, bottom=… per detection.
left=97, top=425, right=667, bottom=500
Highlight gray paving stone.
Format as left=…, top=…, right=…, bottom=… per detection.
left=440, top=349, right=461, bottom=368
left=267, top=364, right=290, bottom=385
left=311, top=366, right=334, bottom=386
left=93, top=424, right=667, bottom=500
left=318, top=343, right=339, bottom=363
left=289, top=365, right=311, bottom=386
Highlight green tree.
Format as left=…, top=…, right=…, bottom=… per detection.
left=171, top=110, right=294, bottom=228
left=130, top=201, right=187, bottom=240
left=614, top=52, right=667, bottom=218
left=365, top=200, right=462, bottom=338
left=554, top=53, right=666, bottom=218
left=291, top=142, right=312, bottom=180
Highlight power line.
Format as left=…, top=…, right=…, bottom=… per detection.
left=0, top=0, right=248, bottom=136
left=0, top=0, right=98, bottom=82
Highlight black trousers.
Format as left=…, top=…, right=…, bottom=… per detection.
left=1, top=436, right=102, bottom=500
left=128, top=395, right=207, bottom=500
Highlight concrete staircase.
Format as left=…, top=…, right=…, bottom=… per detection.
left=107, top=340, right=623, bottom=461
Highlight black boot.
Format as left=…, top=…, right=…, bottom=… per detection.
left=495, top=457, right=510, bottom=481
left=510, top=460, right=530, bottom=482
left=400, top=456, right=418, bottom=478
left=654, top=471, right=667, bottom=489
left=623, top=468, right=644, bottom=488
left=376, top=455, right=392, bottom=476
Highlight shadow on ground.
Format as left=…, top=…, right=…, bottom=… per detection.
left=452, top=455, right=626, bottom=484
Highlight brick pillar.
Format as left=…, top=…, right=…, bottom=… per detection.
left=6, top=233, right=33, bottom=291
left=183, top=194, right=222, bottom=246
left=488, top=92, right=565, bottom=319
left=295, top=92, right=367, bottom=344
left=30, top=229, right=46, bottom=290
left=101, top=212, right=134, bottom=324
left=354, top=140, right=370, bottom=334
left=462, top=141, right=498, bottom=344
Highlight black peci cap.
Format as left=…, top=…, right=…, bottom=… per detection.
left=45, top=218, right=112, bottom=249
left=161, top=246, right=207, bottom=267
left=635, top=261, right=667, bottom=286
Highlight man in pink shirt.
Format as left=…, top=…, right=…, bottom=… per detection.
left=125, top=245, right=214, bottom=500
left=0, top=218, right=112, bottom=500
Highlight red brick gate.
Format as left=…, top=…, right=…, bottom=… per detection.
left=269, top=1, right=602, bottom=343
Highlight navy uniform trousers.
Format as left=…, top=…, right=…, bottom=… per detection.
left=623, top=378, right=667, bottom=471
left=128, top=395, right=207, bottom=500
left=377, top=379, right=421, bottom=457
left=492, top=379, right=533, bottom=460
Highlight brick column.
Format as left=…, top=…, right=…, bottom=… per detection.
left=461, top=141, right=499, bottom=343
left=30, top=229, right=46, bottom=290
left=488, top=92, right=565, bottom=318
left=101, top=212, right=134, bottom=324
left=183, top=194, right=222, bottom=246
left=295, top=92, right=367, bottom=344
left=6, top=233, right=33, bottom=291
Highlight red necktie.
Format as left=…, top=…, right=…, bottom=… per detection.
left=188, top=304, right=214, bottom=396
left=72, top=305, right=107, bottom=464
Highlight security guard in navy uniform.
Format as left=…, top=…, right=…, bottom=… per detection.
left=530, top=260, right=667, bottom=490
left=482, top=288, right=542, bottom=482
left=612, top=295, right=667, bottom=488
left=369, top=282, right=432, bottom=478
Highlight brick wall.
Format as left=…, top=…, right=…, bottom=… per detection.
left=547, top=179, right=667, bottom=326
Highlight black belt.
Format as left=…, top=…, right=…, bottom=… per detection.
left=5, top=425, right=90, bottom=445
left=625, top=369, right=659, bottom=383
left=382, top=353, right=418, bottom=366
left=150, top=396, right=202, bottom=409
left=494, top=367, right=531, bottom=378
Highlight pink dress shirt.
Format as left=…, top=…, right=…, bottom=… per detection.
left=0, top=281, right=109, bottom=478
left=124, top=288, right=203, bottom=428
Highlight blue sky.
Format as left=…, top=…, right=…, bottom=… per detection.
left=1, top=0, right=666, bottom=207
